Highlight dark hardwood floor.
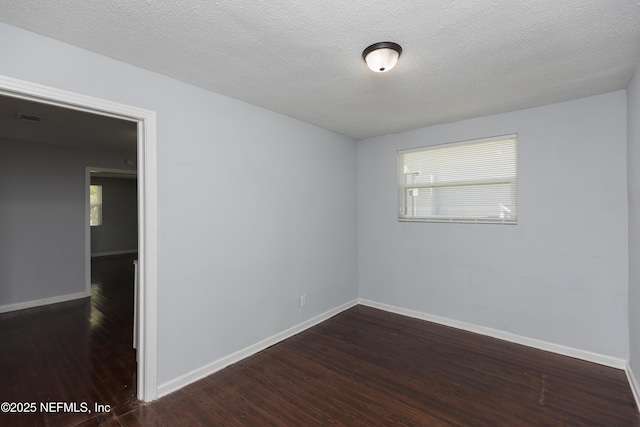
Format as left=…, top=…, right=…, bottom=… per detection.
left=119, top=306, right=640, bottom=427
left=0, top=254, right=139, bottom=427
left=2, top=260, right=639, bottom=425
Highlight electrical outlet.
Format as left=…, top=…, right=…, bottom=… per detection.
left=300, top=294, right=307, bottom=307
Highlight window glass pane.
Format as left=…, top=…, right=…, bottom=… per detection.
left=398, top=135, right=517, bottom=224
left=90, top=185, right=102, bottom=226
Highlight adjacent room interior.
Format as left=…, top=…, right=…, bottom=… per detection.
left=1, top=1, right=640, bottom=425
left=0, top=95, right=141, bottom=423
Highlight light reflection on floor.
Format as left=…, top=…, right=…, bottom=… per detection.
left=89, top=282, right=105, bottom=328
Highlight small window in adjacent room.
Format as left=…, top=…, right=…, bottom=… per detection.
left=397, top=134, right=517, bottom=224
left=90, top=184, right=103, bottom=226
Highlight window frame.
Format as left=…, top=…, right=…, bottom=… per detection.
left=397, top=134, right=518, bottom=225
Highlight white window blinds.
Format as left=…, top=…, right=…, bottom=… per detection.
left=398, top=134, right=517, bottom=224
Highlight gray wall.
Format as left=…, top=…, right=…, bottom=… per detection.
left=0, top=140, right=135, bottom=307
left=628, top=65, right=640, bottom=379
left=90, top=176, right=138, bottom=255
left=0, top=22, right=358, bottom=386
left=357, top=91, right=629, bottom=359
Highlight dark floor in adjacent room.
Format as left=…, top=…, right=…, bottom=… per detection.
left=0, top=254, right=139, bottom=426
left=2, top=256, right=639, bottom=426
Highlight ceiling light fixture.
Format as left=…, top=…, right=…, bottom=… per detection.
left=362, top=42, right=402, bottom=73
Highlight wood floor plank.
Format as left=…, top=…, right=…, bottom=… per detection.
left=279, top=328, right=505, bottom=426
left=253, top=345, right=453, bottom=426
left=240, top=353, right=364, bottom=423
left=239, top=352, right=387, bottom=426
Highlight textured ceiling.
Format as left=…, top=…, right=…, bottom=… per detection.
left=1, top=1, right=640, bottom=139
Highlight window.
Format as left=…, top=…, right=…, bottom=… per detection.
left=90, top=184, right=103, bottom=226
left=398, top=134, right=517, bottom=224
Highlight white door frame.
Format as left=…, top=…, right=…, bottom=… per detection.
left=0, top=75, right=158, bottom=401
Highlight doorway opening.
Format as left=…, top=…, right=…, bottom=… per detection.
left=0, top=75, right=157, bottom=401
left=86, top=168, right=139, bottom=289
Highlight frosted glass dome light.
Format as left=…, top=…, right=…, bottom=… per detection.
left=362, top=42, right=402, bottom=73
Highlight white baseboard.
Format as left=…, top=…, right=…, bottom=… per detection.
left=0, top=290, right=90, bottom=314
left=156, top=298, right=632, bottom=402
left=157, top=298, right=359, bottom=398
left=91, top=249, right=138, bottom=257
left=358, top=299, right=627, bottom=370
left=627, top=362, right=640, bottom=412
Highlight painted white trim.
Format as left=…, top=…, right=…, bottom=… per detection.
left=137, top=110, right=159, bottom=401
left=157, top=299, right=359, bottom=398
left=626, top=362, right=640, bottom=413
left=0, top=74, right=158, bottom=402
left=85, top=167, right=91, bottom=297
left=0, top=291, right=90, bottom=314
left=358, top=299, right=627, bottom=369
left=91, top=249, right=139, bottom=257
